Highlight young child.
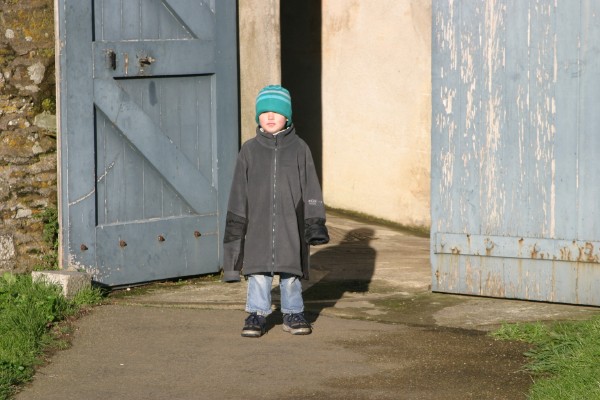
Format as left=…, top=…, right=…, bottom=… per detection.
left=222, top=85, right=329, bottom=338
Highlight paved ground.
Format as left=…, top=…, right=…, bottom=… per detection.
left=15, top=212, right=600, bottom=400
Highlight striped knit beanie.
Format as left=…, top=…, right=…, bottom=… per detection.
left=255, top=85, right=292, bottom=127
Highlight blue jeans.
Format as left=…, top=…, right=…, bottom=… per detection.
left=246, top=273, right=304, bottom=316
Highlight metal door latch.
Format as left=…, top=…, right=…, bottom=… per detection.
left=138, top=56, right=155, bottom=67
left=106, top=49, right=116, bottom=70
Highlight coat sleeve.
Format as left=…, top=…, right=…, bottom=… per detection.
left=222, top=150, right=249, bottom=282
left=301, top=143, right=329, bottom=246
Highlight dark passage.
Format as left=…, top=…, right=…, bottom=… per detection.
left=280, top=1, right=323, bottom=182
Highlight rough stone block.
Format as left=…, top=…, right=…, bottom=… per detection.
left=32, top=270, right=91, bottom=298
left=0, top=234, right=16, bottom=271
left=33, top=111, right=56, bottom=132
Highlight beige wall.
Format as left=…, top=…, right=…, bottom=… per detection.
left=238, top=1, right=281, bottom=143
left=321, top=0, right=431, bottom=227
left=238, top=1, right=432, bottom=228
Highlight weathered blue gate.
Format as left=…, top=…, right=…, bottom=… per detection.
left=432, top=0, right=600, bottom=305
left=57, top=0, right=238, bottom=286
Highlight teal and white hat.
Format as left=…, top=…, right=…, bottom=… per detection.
left=255, top=85, right=292, bottom=127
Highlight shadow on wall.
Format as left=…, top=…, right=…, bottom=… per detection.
left=280, top=0, right=323, bottom=182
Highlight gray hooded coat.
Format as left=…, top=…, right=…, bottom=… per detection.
left=222, top=125, right=329, bottom=282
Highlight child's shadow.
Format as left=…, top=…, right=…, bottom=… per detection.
left=269, top=228, right=376, bottom=327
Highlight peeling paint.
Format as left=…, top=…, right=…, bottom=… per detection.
left=68, top=188, right=95, bottom=207
left=432, top=0, right=600, bottom=305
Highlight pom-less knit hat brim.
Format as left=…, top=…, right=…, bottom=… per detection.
left=255, top=85, right=292, bottom=126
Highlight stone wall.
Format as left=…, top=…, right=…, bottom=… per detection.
left=0, top=0, right=57, bottom=272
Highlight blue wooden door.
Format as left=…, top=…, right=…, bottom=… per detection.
left=57, top=1, right=238, bottom=286
left=432, top=0, right=600, bottom=306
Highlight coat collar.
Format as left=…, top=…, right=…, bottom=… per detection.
left=255, top=125, right=298, bottom=148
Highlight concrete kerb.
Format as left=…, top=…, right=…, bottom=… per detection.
left=31, top=270, right=91, bottom=299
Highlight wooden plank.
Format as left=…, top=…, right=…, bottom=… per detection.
left=158, top=0, right=191, bottom=40
left=479, top=257, right=507, bottom=299
left=431, top=0, right=460, bottom=235
left=195, top=77, right=214, bottom=180
left=479, top=0, right=508, bottom=236
left=134, top=79, right=163, bottom=219
left=162, top=0, right=216, bottom=40
left=160, top=79, right=181, bottom=148
left=95, top=109, right=106, bottom=225
left=122, top=138, right=145, bottom=222
left=431, top=0, right=461, bottom=290
left=157, top=78, right=183, bottom=217
left=121, top=0, right=141, bottom=40
left=578, top=1, right=600, bottom=239
left=93, top=0, right=103, bottom=40
left=553, top=1, right=581, bottom=241
left=436, top=232, right=600, bottom=263
left=436, top=245, right=600, bottom=305
left=94, top=78, right=217, bottom=214
left=141, top=0, right=161, bottom=40
left=575, top=262, right=600, bottom=305
left=58, top=0, right=96, bottom=269
left=123, top=81, right=150, bottom=221
left=178, top=80, right=198, bottom=172
left=503, top=0, right=530, bottom=237
left=95, top=215, right=218, bottom=285
left=100, top=0, right=121, bottom=41
left=459, top=1, right=485, bottom=236
left=444, top=0, right=462, bottom=236
left=462, top=256, right=483, bottom=296
left=433, top=254, right=462, bottom=293
left=526, top=1, right=555, bottom=238
left=92, top=40, right=215, bottom=78
left=553, top=261, right=578, bottom=304
left=101, top=111, right=125, bottom=223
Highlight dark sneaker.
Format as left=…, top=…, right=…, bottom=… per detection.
left=282, top=313, right=312, bottom=335
left=241, top=313, right=266, bottom=338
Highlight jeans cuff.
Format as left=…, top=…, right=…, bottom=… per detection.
left=245, top=307, right=272, bottom=317
left=281, top=307, right=304, bottom=315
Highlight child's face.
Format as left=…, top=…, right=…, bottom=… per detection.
left=258, top=112, right=287, bottom=134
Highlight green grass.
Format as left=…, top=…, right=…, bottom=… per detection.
left=492, top=316, right=600, bottom=400
left=33, top=207, right=59, bottom=271
left=0, top=272, right=103, bottom=400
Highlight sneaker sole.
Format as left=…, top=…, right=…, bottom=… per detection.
left=241, top=330, right=264, bottom=338
left=282, top=325, right=312, bottom=335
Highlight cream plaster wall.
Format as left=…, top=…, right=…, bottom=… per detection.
left=238, top=1, right=281, bottom=143
left=238, top=1, right=432, bottom=227
left=322, top=0, right=431, bottom=227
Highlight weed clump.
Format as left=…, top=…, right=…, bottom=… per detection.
left=0, top=273, right=103, bottom=399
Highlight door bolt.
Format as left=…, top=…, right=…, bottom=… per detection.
left=106, top=49, right=116, bottom=70
left=158, top=235, right=165, bottom=242
left=139, top=56, right=155, bottom=66
left=194, top=231, right=202, bottom=238
left=119, top=240, right=127, bottom=248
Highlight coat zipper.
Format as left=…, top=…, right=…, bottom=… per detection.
left=271, top=136, right=278, bottom=274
